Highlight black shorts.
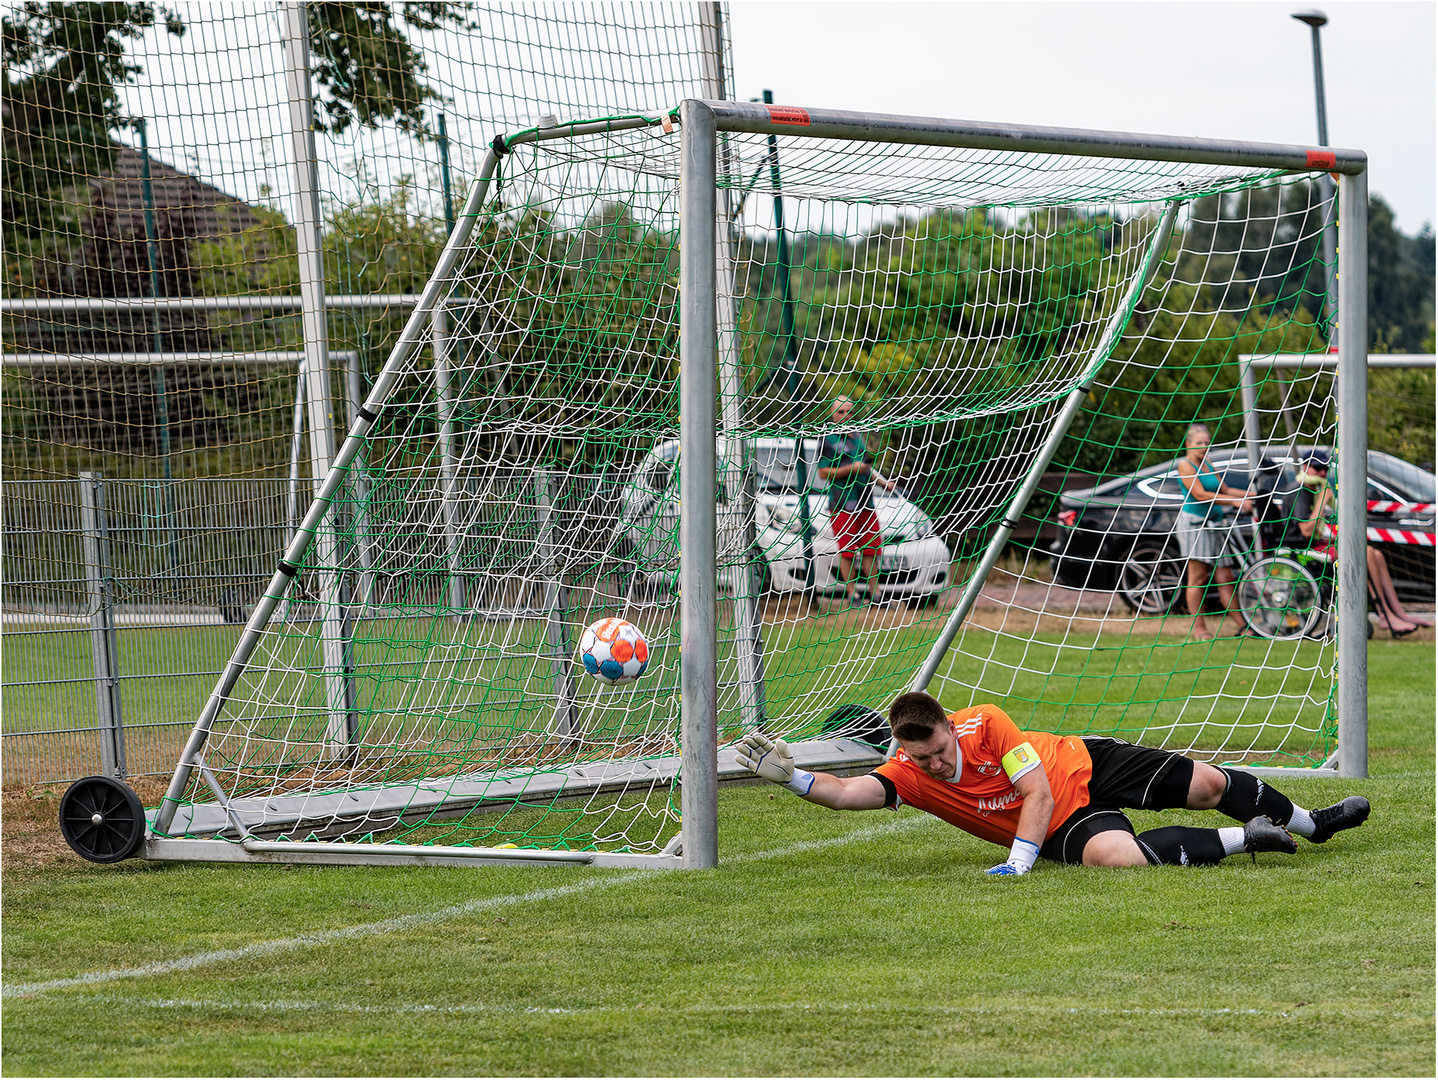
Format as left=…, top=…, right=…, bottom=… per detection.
left=1038, top=737, right=1195, bottom=865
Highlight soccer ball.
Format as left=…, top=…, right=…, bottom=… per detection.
left=578, top=617, right=649, bottom=684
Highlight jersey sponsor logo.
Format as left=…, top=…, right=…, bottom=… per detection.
left=975, top=788, right=1022, bottom=816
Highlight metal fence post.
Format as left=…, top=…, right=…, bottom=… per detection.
left=79, top=473, right=127, bottom=778
left=283, top=0, right=354, bottom=754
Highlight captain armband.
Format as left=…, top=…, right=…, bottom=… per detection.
left=1000, top=742, right=1041, bottom=783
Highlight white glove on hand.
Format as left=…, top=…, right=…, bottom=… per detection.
left=986, top=836, right=1040, bottom=876
left=735, top=733, right=814, bottom=795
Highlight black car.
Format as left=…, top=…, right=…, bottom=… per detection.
left=1048, top=446, right=1436, bottom=614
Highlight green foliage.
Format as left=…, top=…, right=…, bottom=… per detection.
left=1369, top=367, right=1437, bottom=468
left=306, top=1, right=474, bottom=139
left=742, top=208, right=1113, bottom=426
left=408, top=199, right=681, bottom=468
left=0, top=1, right=184, bottom=243
left=1, top=0, right=468, bottom=268
left=1368, top=194, right=1436, bottom=354
left=1057, top=278, right=1329, bottom=478
left=1176, top=180, right=1330, bottom=328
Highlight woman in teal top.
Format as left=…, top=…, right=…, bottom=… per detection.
left=1181, top=457, right=1224, bottom=519
left=1175, top=423, right=1255, bottom=640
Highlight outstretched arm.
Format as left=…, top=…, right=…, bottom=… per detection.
left=735, top=732, right=887, bottom=810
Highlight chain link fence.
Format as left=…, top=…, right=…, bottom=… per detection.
left=2, top=468, right=642, bottom=786
left=3, top=477, right=287, bottom=784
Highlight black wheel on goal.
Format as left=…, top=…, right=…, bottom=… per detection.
left=59, top=775, right=146, bottom=863
left=819, top=703, right=891, bottom=751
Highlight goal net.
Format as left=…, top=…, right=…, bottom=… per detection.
left=149, top=103, right=1365, bottom=866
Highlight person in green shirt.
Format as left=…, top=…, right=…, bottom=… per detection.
left=817, top=397, right=896, bottom=605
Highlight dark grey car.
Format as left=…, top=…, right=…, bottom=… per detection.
left=1048, top=446, right=1436, bottom=614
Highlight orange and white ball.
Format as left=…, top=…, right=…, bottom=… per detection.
left=578, top=617, right=650, bottom=684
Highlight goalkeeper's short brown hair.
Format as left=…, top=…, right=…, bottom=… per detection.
left=888, top=691, right=950, bottom=743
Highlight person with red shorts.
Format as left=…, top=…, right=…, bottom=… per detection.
left=817, top=397, right=895, bottom=606
left=737, top=691, right=1370, bottom=874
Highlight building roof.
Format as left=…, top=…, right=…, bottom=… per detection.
left=93, top=146, right=268, bottom=240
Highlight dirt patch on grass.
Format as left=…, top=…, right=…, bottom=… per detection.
left=2, top=776, right=168, bottom=876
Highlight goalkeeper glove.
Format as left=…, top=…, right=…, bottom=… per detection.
left=985, top=836, right=1040, bottom=876
left=735, top=732, right=815, bottom=796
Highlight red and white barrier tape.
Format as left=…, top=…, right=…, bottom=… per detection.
left=1366, top=500, right=1435, bottom=515
left=1366, top=527, right=1436, bottom=547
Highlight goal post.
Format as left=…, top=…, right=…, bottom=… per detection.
left=125, top=98, right=1368, bottom=873
left=1335, top=167, right=1370, bottom=779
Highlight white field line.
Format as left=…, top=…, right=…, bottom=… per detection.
left=25, top=996, right=1374, bottom=1023
left=4, top=815, right=937, bottom=1000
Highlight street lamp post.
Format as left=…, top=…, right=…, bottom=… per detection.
left=1292, top=9, right=1339, bottom=340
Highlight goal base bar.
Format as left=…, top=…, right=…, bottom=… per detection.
left=143, top=837, right=683, bottom=869
left=149, top=737, right=887, bottom=843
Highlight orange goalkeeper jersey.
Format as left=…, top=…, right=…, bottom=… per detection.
left=874, top=704, right=1093, bottom=847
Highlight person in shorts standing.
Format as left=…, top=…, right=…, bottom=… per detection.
left=818, top=397, right=896, bottom=606
left=1175, top=422, right=1255, bottom=639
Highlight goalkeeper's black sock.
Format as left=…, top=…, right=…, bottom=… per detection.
left=1215, top=767, right=1295, bottom=827
left=1134, top=826, right=1228, bottom=866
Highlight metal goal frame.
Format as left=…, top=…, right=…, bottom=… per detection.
left=676, top=99, right=1369, bottom=867
left=138, top=99, right=1367, bottom=872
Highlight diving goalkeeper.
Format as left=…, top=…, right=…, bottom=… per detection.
left=736, top=691, right=1370, bottom=874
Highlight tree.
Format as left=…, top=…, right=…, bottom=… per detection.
left=2, top=1, right=475, bottom=478
left=1, top=2, right=184, bottom=244
left=1367, top=195, right=1435, bottom=354
left=1, top=1, right=472, bottom=258
left=307, top=2, right=475, bottom=138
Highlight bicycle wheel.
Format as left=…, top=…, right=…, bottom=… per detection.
left=1237, top=556, right=1322, bottom=639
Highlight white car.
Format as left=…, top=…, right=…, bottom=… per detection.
left=616, top=438, right=951, bottom=603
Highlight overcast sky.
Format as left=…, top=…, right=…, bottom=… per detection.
left=727, top=1, right=1435, bottom=234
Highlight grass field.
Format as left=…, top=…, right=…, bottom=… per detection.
left=2, top=639, right=1432, bottom=1075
